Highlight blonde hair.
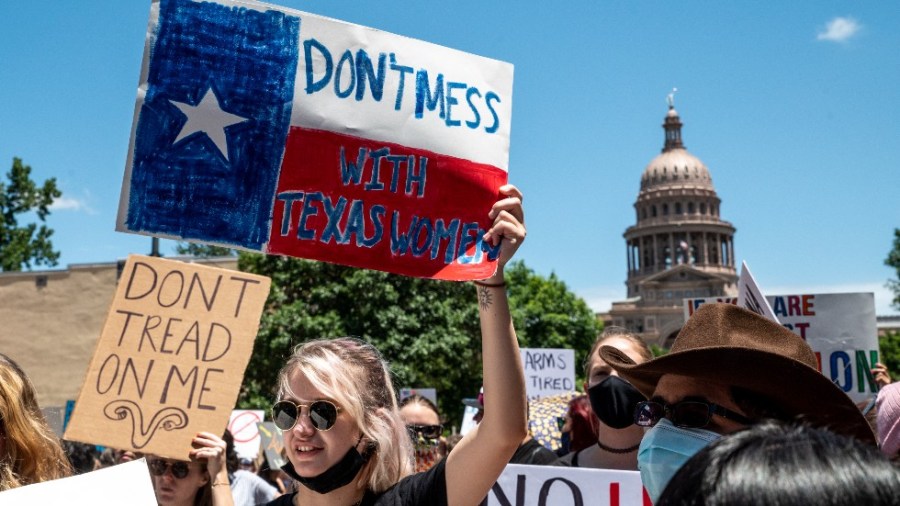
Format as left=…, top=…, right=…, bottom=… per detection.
left=0, top=353, right=72, bottom=491
left=276, top=338, right=414, bottom=493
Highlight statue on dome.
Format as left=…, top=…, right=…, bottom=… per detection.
left=667, top=88, right=678, bottom=109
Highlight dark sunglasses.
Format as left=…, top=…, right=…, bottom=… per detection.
left=272, top=399, right=342, bottom=432
left=407, top=424, right=443, bottom=440
left=148, top=459, right=192, bottom=479
left=634, top=400, right=753, bottom=429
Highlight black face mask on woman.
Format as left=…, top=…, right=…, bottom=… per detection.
left=588, top=375, right=646, bottom=429
left=282, top=444, right=370, bottom=494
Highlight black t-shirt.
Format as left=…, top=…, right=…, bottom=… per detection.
left=263, top=458, right=448, bottom=506
left=508, top=438, right=559, bottom=465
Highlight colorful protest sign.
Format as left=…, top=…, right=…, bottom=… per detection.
left=484, top=464, right=649, bottom=506
left=117, top=0, right=514, bottom=280
left=228, top=409, right=265, bottom=459
left=0, top=458, right=157, bottom=505
left=684, top=292, right=879, bottom=402
left=65, top=255, right=270, bottom=460
left=521, top=348, right=576, bottom=399
left=257, top=421, right=287, bottom=469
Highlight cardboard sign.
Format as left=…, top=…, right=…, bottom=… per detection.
left=228, top=409, right=265, bottom=459
left=0, top=458, right=157, bottom=505
left=684, top=292, right=879, bottom=402
left=484, top=464, right=649, bottom=506
left=117, top=0, right=514, bottom=280
left=65, top=255, right=270, bottom=460
left=521, top=348, right=576, bottom=399
left=257, top=421, right=287, bottom=469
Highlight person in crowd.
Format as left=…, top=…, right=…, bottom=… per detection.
left=263, top=185, right=527, bottom=506
left=444, top=434, right=464, bottom=455
left=222, top=429, right=279, bottom=505
left=600, top=303, right=876, bottom=502
left=257, top=459, right=290, bottom=495
left=465, top=389, right=558, bottom=465
left=0, top=353, right=72, bottom=491
left=873, top=362, right=893, bottom=389
left=559, top=327, right=651, bottom=469
left=656, top=420, right=900, bottom=505
left=876, top=381, right=900, bottom=461
left=97, top=447, right=118, bottom=469
left=62, top=440, right=100, bottom=474
left=398, top=394, right=446, bottom=472
left=147, top=432, right=233, bottom=506
left=555, top=395, right=597, bottom=457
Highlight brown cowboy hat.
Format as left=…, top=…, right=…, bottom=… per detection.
left=599, top=303, right=875, bottom=443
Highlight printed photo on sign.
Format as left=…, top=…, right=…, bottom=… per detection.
left=117, top=0, right=514, bottom=280
left=64, top=255, right=270, bottom=460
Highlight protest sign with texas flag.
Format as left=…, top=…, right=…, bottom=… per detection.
left=118, top=0, right=514, bottom=280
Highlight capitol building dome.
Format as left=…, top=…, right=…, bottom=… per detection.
left=609, top=98, right=738, bottom=348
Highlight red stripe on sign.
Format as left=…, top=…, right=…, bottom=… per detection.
left=268, top=127, right=508, bottom=280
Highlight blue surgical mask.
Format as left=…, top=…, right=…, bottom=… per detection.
left=637, top=418, right=721, bottom=502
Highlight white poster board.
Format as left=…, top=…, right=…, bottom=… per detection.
left=685, top=292, right=879, bottom=402
left=229, top=409, right=265, bottom=459
left=520, top=348, right=576, bottom=399
left=0, top=458, right=157, bottom=505
left=484, top=464, right=648, bottom=506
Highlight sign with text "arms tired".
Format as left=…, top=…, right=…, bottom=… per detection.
left=118, top=0, right=513, bottom=280
left=65, top=255, right=270, bottom=460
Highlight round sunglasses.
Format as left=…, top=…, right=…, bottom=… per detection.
left=272, top=399, right=342, bottom=432
left=406, top=424, right=443, bottom=440
left=148, top=459, right=192, bottom=479
left=634, top=400, right=753, bottom=429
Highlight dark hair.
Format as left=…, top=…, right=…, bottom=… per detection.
left=62, top=441, right=98, bottom=475
left=565, top=395, right=599, bottom=453
left=222, top=429, right=239, bottom=475
left=657, top=420, right=900, bottom=506
left=398, top=394, right=441, bottom=422
left=583, top=327, right=653, bottom=378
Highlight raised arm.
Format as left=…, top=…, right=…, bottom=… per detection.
left=446, top=184, right=528, bottom=505
left=190, top=431, right=234, bottom=506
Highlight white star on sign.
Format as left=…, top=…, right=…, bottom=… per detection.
left=170, top=87, right=248, bottom=162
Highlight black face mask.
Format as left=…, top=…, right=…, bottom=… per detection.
left=282, top=444, right=370, bottom=494
left=588, top=375, right=646, bottom=429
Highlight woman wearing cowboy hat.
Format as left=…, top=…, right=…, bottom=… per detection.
left=600, top=303, right=875, bottom=502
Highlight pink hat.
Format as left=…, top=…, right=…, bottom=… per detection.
left=876, top=382, right=900, bottom=458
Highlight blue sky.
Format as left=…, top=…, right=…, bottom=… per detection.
left=1, top=1, right=898, bottom=315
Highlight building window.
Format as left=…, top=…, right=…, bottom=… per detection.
left=700, top=202, right=707, bottom=214
left=652, top=205, right=657, bottom=217
left=662, top=204, right=669, bottom=215
left=675, top=202, right=682, bottom=214
left=688, top=202, right=695, bottom=214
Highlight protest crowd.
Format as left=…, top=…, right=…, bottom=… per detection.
left=3, top=2, right=900, bottom=506
left=3, top=185, right=900, bottom=505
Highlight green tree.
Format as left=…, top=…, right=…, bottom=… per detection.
left=175, top=241, right=236, bottom=258
left=236, top=256, right=600, bottom=429
left=879, top=330, right=900, bottom=383
left=886, top=228, right=900, bottom=311
left=0, top=157, right=61, bottom=271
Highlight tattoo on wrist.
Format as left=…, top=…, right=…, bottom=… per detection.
left=479, top=285, right=493, bottom=310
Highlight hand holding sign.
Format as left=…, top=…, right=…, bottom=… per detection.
left=65, top=255, right=270, bottom=460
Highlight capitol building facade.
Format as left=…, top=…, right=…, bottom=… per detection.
left=608, top=102, right=738, bottom=347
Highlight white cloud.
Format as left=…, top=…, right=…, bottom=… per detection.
left=817, top=16, right=861, bottom=42
left=50, top=196, right=93, bottom=214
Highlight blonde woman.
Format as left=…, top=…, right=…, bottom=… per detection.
left=0, top=353, right=72, bottom=491
left=264, top=185, right=527, bottom=506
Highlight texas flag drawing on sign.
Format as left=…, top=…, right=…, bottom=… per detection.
left=117, top=0, right=513, bottom=280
